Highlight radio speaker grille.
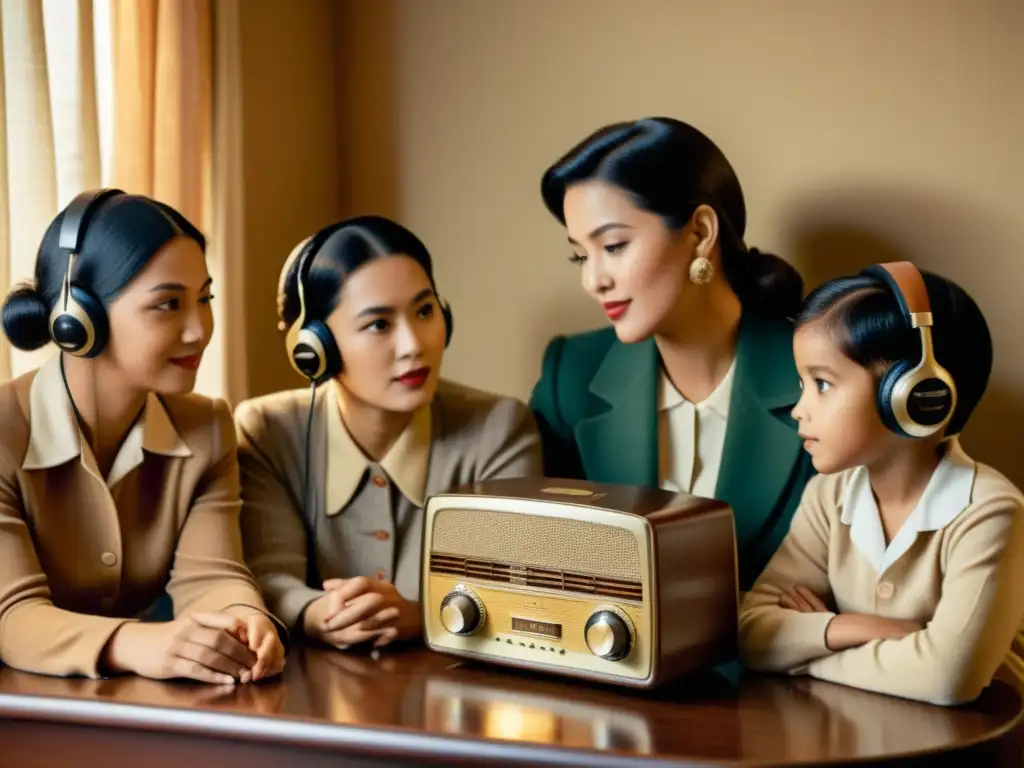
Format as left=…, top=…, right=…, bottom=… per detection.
left=430, top=553, right=643, bottom=601
left=431, top=507, right=641, bottom=582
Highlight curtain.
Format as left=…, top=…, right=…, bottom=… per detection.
left=0, top=0, right=240, bottom=404
left=111, top=0, right=211, bottom=227
left=1, top=0, right=64, bottom=377
left=207, top=0, right=247, bottom=406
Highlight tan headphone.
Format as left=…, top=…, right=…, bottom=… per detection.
left=862, top=262, right=957, bottom=438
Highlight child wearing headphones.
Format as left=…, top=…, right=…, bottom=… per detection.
left=0, top=189, right=285, bottom=684
left=739, top=262, right=1024, bottom=705
left=235, top=216, right=543, bottom=652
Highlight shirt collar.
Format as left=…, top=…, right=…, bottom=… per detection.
left=658, top=357, right=736, bottom=417
left=840, top=437, right=976, bottom=574
left=22, top=354, right=192, bottom=485
left=325, top=380, right=432, bottom=515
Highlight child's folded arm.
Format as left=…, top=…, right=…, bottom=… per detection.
left=739, top=475, right=839, bottom=673
left=806, top=495, right=1024, bottom=706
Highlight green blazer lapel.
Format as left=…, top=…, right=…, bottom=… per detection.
left=574, top=338, right=659, bottom=486
left=714, top=314, right=804, bottom=551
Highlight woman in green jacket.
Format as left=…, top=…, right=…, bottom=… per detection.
left=529, top=117, right=814, bottom=590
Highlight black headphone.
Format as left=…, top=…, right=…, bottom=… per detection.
left=48, top=188, right=124, bottom=357
left=284, top=226, right=454, bottom=384
left=860, top=261, right=958, bottom=438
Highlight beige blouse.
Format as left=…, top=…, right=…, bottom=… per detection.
left=739, top=439, right=1024, bottom=705
left=0, top=355, right=277, bottom=679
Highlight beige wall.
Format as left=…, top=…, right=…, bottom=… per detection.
left=238, top=0, right=345, bottom=398
left=235, top=0, right=400, bottom=399
left=376, top=0, right=1024, bottom=484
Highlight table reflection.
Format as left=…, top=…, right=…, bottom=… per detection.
left=0, top=663, right=289, bottom=716
left=736, top=674, right=1003, bottom=761
left=0, top=644, right=1019, bottom=765
left=423, top=678, right=653, bottom=752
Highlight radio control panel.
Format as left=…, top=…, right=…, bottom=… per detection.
left=427, top=575, right=651, bottom=684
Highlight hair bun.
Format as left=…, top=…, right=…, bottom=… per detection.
left=1, top=281, right=52, bottom=351
left=735, top=246, right=805, bottom=319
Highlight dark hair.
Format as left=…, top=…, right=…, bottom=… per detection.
left=540, top=117, right=803, bottom=319
left=795, top=271, right=993, bottom=436
left=1, top=192, right=205, bottom=351
left=277, top=215, right=437, bottom=331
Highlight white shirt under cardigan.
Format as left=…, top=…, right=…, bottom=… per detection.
left=842, top=440, right=976, bottom=575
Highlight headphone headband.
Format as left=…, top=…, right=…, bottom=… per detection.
left=290, top=223, right=354, bottom=319
left=861, top=261, right=934, bottom=330
left=58, top=188, right=124, bottom=254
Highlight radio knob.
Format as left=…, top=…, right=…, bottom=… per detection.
left=440, top=589, right=484, bottom=636
left=585, top=610, right=632, bottom=661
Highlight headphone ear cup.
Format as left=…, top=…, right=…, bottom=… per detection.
left=302, top=319, right=342, bottom=380
left=51, top=286, right=108, bottom=358
left=307, top=320, right=342, bottom=379
left=74, top=287, right=109, bottom=358
left=441, top=300, right=453, bottom=347
left=877, top=360, right=912, bottom=436
left=289, top=320, right=342, bottom=383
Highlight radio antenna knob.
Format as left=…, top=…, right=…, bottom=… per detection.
left=440, top=589, right=485, bottom=636
left=585, top=609, right=633, bottom=661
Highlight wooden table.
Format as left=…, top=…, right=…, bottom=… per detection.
left=0, top=643, right=1020, bottom=767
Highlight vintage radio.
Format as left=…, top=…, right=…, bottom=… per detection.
left=421, top=477, right=738, bottom=689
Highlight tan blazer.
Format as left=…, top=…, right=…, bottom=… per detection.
left=235, top=378, right=544, bottom=632
left=0, top=355, right=279, bottom=679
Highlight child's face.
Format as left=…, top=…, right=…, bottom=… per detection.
left=791, top=319, right=897, bottom=474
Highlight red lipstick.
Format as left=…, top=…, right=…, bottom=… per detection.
left=396, top=367, right=430, bottom=388
left=170, top=354, right=202, bottom=370
left=602, top=300, right=631, bottom=320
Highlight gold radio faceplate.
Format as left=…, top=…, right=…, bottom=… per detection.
left=425, top=574, right=653, bottom=684
left=422, top=479, right=738, bottom=689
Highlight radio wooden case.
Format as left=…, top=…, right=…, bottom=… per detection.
left=421, top=477, right=739, bottom=688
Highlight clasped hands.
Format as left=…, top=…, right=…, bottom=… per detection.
left=779, top=584, right=924, bottom=651
left=102, top=610, right=286, bottom=685
left=303, top=576, right=421, bottom=650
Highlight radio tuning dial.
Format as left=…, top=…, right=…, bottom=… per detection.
left=440, top=587, right=485, bottom=636
left=585, top=608, right=633, bottom=661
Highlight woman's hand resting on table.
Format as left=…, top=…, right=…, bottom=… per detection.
left=101, top=610, right=285, bottom=685
left=779, top=585, right=924, bottom=651
left=303, top=576, right=422, bottom=651
left=241, top=611, right=287, bottom=680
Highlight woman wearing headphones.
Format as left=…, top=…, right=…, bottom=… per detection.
left=530, top=117, right=815, bottom=591
left=235, top=216, right=542, bottom=651
left=0, top=189, right=285, bottom=684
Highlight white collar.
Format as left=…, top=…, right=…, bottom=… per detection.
left=658, top=357, right=736, bottom=416
left=841, top=437, right=976, bottom=575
